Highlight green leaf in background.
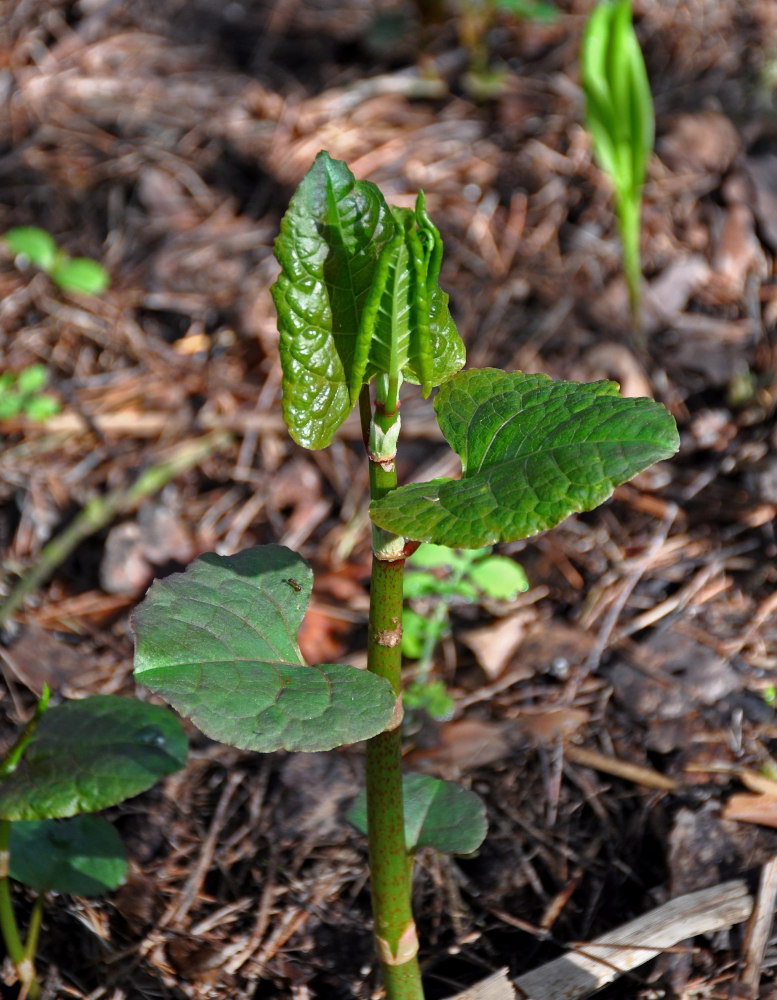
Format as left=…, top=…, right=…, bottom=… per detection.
left=370, top=368, right=679, bottom=548
left=271, top=152, right=464, bottom=449
left=0, top=696, right=187, bottom=821
left=22, top=394, right=60, bottom=422
left=3, top=227, right=58, bottom=272
left=468, top=555, right=529, bottom=600
left=494, top=0, right=557, bottom=23
left=9, top=815, right=127, bottom=894
left=50, top=256, right=110, bottom=296
left=349, top=772, right=487, bottom=855
left=15, top=364, right=49, bottom=396
left=133, top=545, right=397, bottom=752
left=271, top=151, right=396, bottom=449
left=403, top=680, right=455, bottom=721
left=401, top=608, right=429, bottom=659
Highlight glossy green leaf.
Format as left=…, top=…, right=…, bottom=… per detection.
left=3, top=227, right=58, bottom=271
left=371, top=368, right=679, bottom=548
left=132, top=545, right=396, bottom=752
left=349, top=773, right=487, bottom=855
left=271, top=151, right=396, bottom=449
left=50, top=256, right=110, bottom=296
left=0, top=696, right=187, bottom=822
left=9, top=815, right=127, bottom=894
left=271, top=153, right=464, bottom=449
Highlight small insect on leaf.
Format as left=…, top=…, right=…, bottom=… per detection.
left=283, top=578, right=302, bottom=592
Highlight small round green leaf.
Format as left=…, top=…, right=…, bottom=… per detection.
left=349, top=772, right=488, bottom=855
left=50, top=257, right=110, bottom=296
left=132, top=545, right=397, bottom=753
left=15, top=364, right=49, bottom=395
left=0, top=696, right=188, bottom=821
left=370, top=368, right=679, bottom=548
left=3, top=227, right=58, bottom=271
left=468, top=556, right=529, bottom=600
left=10, top=815, right=127, bottom=894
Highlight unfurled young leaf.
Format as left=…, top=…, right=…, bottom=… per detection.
left=370, top=368, right=679, bottom=547
left=133, top=545, right=397, bottom=752
left=271, top=152, right=463, bottom=449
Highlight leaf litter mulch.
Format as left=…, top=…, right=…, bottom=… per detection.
left=3, top=0, right=777, bottom=997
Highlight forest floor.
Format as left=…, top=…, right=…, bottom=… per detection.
left=3, top=0, right=777, bottom=997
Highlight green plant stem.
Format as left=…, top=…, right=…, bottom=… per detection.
left=0, top=821, right=41, bottom=999
left=616, top=190, right=643, bottom=333
left=0, top=430, right=230, bottom=629
left=365, top=407, right=424, bottom=1000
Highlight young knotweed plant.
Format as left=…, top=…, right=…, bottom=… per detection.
left=0, top=690, right=186, bottom=997
left=131, top=150, right=679, bottom=1000
left=581, top=0, right=654, bottom=330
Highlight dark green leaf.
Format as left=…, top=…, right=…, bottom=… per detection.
left=133, top=545, right=396, bottom=752
left=0, top=697, right=187, bottom=821
left=349, top=773, right=487, bottom=855
left=10, top=815, right=127, bottom=894
left=371, top=368, right=679, bottom=547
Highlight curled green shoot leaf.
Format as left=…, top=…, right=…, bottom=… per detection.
left=271, top=151, right=463, bottom=449
left=581, top=0, right=654, bottom=325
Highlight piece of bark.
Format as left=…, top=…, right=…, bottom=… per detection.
left=444, top=881, right=752, bottom=1000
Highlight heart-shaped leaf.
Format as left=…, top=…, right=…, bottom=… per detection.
left=370, top=368, right=679, bottom=547
left=349, top=772, right=487, bottom=855
left=0, top=696, right=187, bottom=822
left=10, top=815, right=127, bottom=894
left=132, top=545, right=396, bottom=753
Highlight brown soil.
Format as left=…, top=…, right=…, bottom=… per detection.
left=2, top=0, right=777, bottom=997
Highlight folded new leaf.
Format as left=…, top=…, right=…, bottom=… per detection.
left=271, top=151, right=464, bottom=449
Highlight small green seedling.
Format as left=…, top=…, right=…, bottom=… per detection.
left=581, top=0, right=654, bottom=328
left=0, top=689, right=187, bottom=997
left=402, top=543, right=528, bottom=719
left=132, top=151, right=678, bottom=1000
left=0, top=364, right=60, bottom=423
left=3, top=226, right=110, bottom=296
